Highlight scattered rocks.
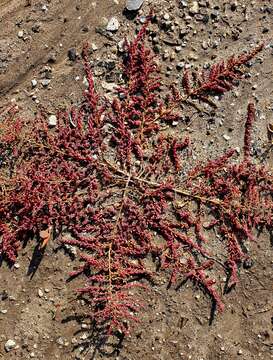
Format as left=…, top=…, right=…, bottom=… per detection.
left=5, top=339, right=16, bottom=352
left=48, top=114, right=57, bottom=127
left=126, top=0, right=144, bottom=11
left=106, top=17, right=119, bottom=32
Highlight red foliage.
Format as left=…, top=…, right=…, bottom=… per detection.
left=182, top=43, right=264, bottom=98
left=243, top=103, right=255, bottom=162
left=0, top=20, right=271, bottom=338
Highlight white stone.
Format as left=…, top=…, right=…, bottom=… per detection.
left=41, top=79, right=50, bottom=87
left=18, top=30, right=24, bottom=38
left=31, top=79, right=37, bottom=88
left=101, top=81, right=117, bottom=92
left=48, top=115, right=57, bottom=127
left=106, top=17, right=119, bottom=32
left=5, top=339, right=16, bottom=352
left=91, top=43, right=98, bottom=51
left=223, top=134, right=231, bottom=141
left=126, top=0, right=144, bottom=11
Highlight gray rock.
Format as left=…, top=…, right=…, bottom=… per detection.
left=41, top=79, right=51, bottom=87
left=106, top=17, right=119, bottom=32
left=48, top=115, right=57, bottom=127
left=5, top=339, right=16, bottom=352
left=126, top=0, right=144, bottom=11
left=32, top=23, right=41, bottom=33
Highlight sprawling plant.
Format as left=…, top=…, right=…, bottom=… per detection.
left=0, top=18, right=271, bottom=337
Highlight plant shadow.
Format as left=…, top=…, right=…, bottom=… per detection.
left=62, top=312, right=124, bottom=359
left=27, top=243, right=46, bottom=279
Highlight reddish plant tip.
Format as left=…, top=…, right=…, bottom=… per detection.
left=243, top=103, right=255, bottom=162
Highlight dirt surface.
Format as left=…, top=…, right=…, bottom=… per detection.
left=0, top=0, right=273, bottom=359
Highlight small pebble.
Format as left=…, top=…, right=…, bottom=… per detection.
left=5, top=339, right=16, bottom=352
left=223, top=134, right=231, bottom=141
left=176, top=62, right=185, bottom=70
left=31, top=79, right=37, bottom=88
left=106, top=17, right=119, bottom=32
left=48, top=115, right=57, bottom=127
left=18, top=30, right=24, bottom=38
left=91, top=43, right=98, bottom=51
left=41, top=79, right=51, bottom=87
left=38, top=289, right=43, bottom=298
left=67, top=48, right=77, bottom=61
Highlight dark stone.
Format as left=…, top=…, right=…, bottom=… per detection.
left=243, top=258, right=254, bottom=269
left=202, top=14, right=210, bottom=24
left=68, top=48, right=77, bottom=61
